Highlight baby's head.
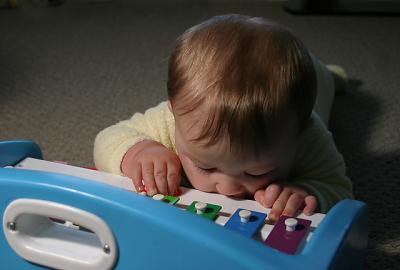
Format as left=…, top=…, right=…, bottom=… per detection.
left=167, top=14, right=316, bottom=197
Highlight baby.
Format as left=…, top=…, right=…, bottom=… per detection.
left=94, top=14, right=353, bottom=221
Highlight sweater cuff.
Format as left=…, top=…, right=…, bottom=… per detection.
left=95, top=136, right=153, bottom=175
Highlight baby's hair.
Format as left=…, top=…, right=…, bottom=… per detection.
left=167, top=14, right=316, bottom=156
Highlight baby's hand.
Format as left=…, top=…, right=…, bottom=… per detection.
left=121, top=140, right=181, bottom=196
left=254, top=184, right=317, bottom=222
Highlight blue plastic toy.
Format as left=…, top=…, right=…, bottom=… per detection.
left=224, top=208, right=267, bottom=238
left=0, top=140, right=368, bottom=270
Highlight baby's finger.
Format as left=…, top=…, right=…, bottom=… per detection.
left=154, top=161, right=169, bottom=195
left=264, top=184, right=282, bottom=208
left=131, top=162, right=144, bottom=192
left=141, top=161, right=158, bottom=196
left=303, top=195, right=317, bottom=215
left=254, top=189, right=266, bottom=206
left=269, top=189, right=291, bottom=221
left=282, top=193, right=304, bottom=217
left=167, top=161, right=181, bottom=196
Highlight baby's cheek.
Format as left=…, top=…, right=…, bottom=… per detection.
left=179, top=155, right=216, bottom=192
left=187, top=169, right=216, bottom=192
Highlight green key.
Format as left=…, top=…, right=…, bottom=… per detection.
left=186, top=201, right=222, bottom=220
left=163, top=195, right=180, bottom=205
left=152, top=194, right=180, bottom=205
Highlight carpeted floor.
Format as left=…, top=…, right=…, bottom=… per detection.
left=0, top=1, right=399, bottom=268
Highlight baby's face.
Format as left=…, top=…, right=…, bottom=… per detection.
left=172, top=104, right=299, bottom=199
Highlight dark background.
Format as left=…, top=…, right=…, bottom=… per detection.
left=1, top=1, right=399, bottom=268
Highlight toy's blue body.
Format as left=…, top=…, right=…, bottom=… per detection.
left=0, top=140, right=367, bottom=269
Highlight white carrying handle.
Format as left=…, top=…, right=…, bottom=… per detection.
left=3, top=199, right=118, bottom=270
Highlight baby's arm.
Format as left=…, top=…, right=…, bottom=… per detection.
left=255, top=113, right=353, bottom=220
left=94, top=102, right=180, bottom=195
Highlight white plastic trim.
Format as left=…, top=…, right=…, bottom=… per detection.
left=3, top=199, right=118, bottom=270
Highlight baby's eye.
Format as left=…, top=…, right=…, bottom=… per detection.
left=245, top=172, right=268, bottom=178
left=197, top=166, right=216, bottom=173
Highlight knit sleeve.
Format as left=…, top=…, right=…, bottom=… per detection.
left=289, top=112, right=353, bottom=213
left=93, top=101, right=176, bottom=175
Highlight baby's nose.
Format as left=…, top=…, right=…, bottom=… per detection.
left=215, top=176, right=246, bottom=197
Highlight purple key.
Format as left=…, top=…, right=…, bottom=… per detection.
left=264, top=215, right=311, bottom=254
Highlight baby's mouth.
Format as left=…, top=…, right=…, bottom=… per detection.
left=216, top=185, right=247, bottom=198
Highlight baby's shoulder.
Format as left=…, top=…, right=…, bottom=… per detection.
left=141, top=101, right=173, bottom=119
left=294, top=112, right=335, bottom=162
left=146, top=101, right=170, bottom=113
left=291, top=111, right=347, bottom=181
left=299, top=112, right=331, bottom=143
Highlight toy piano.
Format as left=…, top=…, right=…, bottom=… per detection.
left=0, top=140, right=368, bottom=270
